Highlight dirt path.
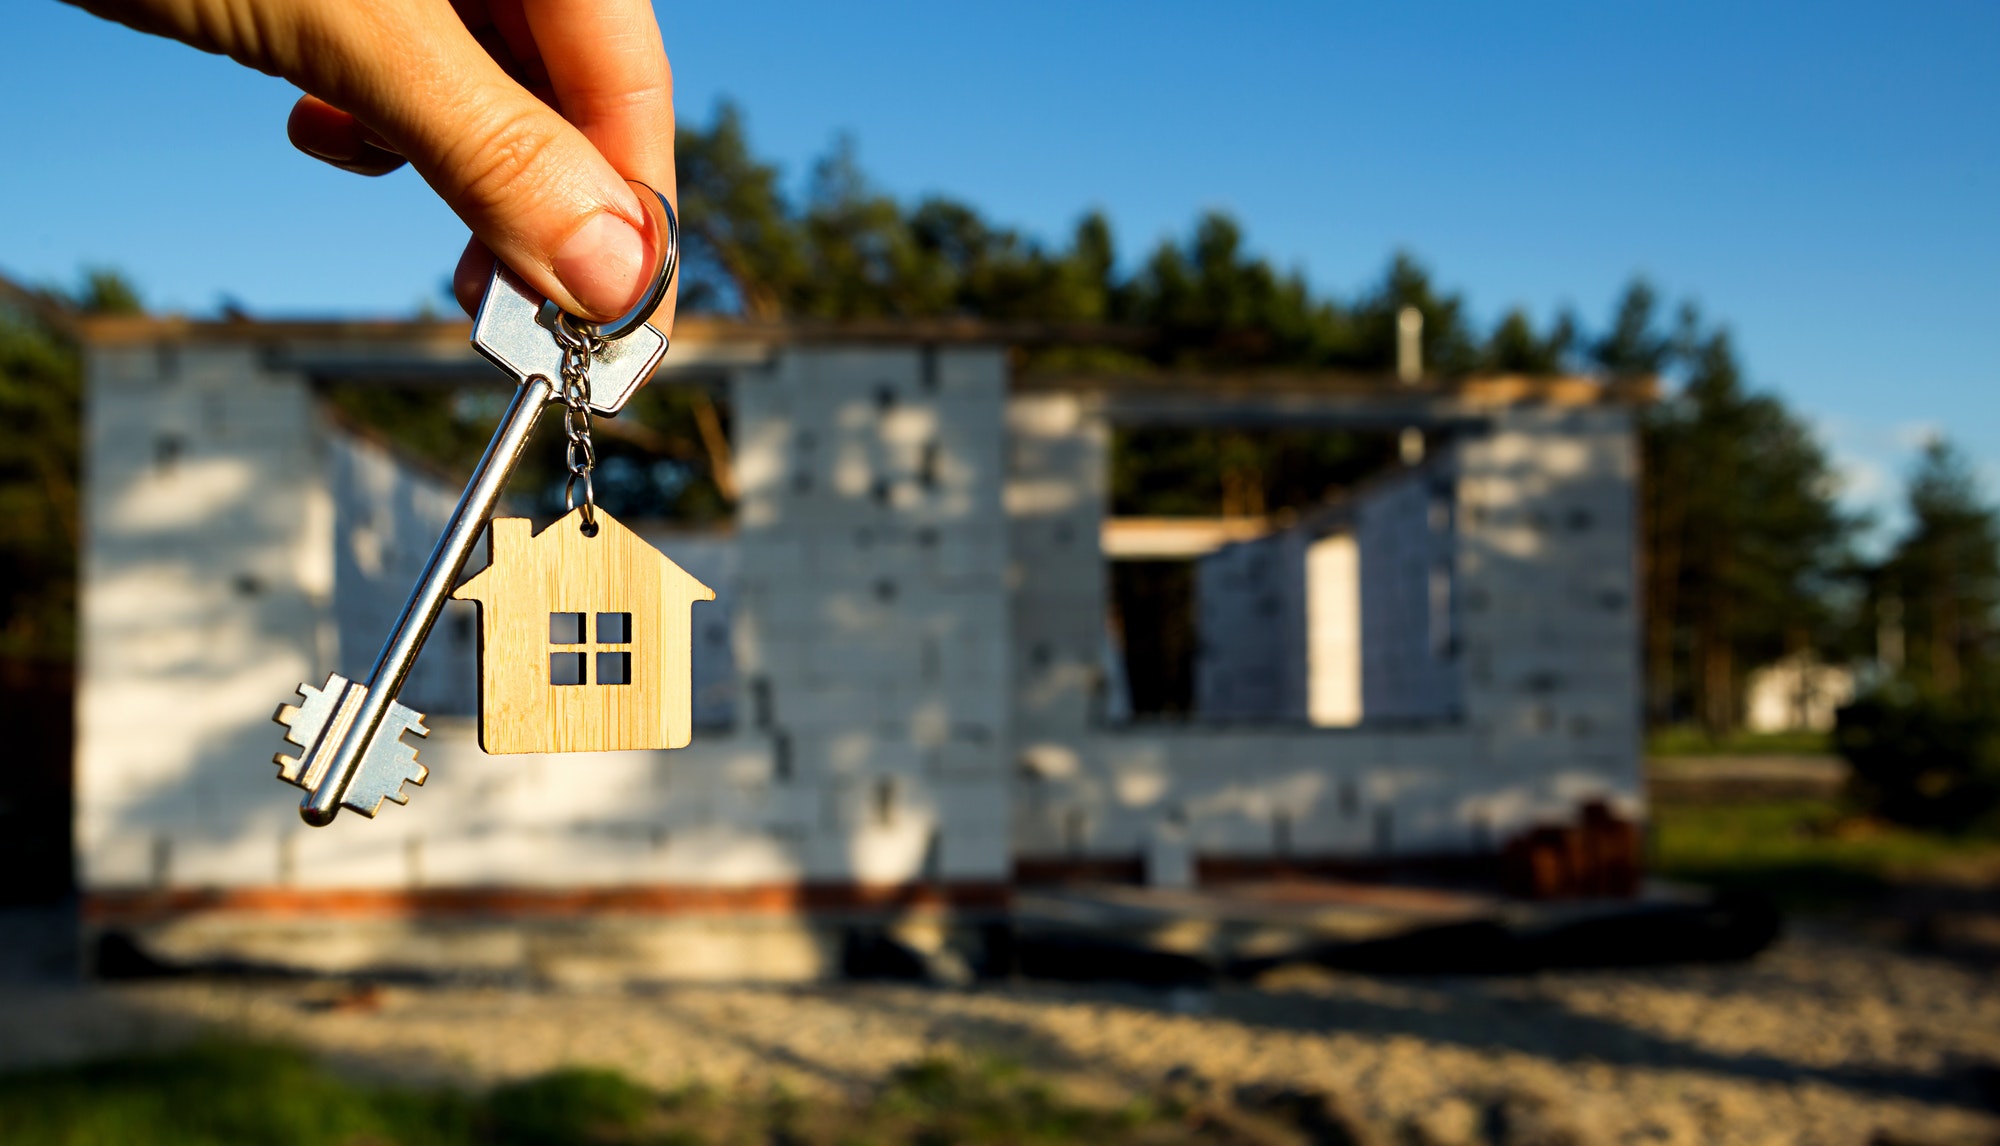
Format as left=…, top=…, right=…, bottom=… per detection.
left=2, top=924, right=1995, bottom=1146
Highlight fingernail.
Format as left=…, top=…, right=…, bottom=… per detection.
left=344, top=140, right=405, bottom=176
left=297, top=138, right=404, bottom=177
left=553, top=211, right=648, bottom=320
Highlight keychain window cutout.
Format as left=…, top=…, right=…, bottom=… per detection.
left=550, top=652, right=587, bottom=686
left=597, top=613, right=631, bottom=644
left=454, top=511, right=717, bottom=753
left=554, top=613, right=634, bottom=684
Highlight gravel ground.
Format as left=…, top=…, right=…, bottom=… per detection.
left=1, top=923, right=1995, bottom=1146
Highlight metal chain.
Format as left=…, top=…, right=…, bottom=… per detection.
left=550, top=315, right=606, bottom=533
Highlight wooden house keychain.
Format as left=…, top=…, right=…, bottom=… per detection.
left=272, top=183, right=712, bottom=826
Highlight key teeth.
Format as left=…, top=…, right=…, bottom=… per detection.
left=368, top=757, right=430, bottom=811
left=273, top=702, right=310, bottom=782
left=270, top=674, right=430, bottom=819
left=271, top=673, right=370, bottom=795
left=339, top=703, right=430, bottom=819
left=272, top=677, right=340, bottom=788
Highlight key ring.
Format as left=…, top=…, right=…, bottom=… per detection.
left=558, top=180, right=679, bottom=342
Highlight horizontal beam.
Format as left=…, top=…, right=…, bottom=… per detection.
left=1103, top=517, right=1272, bottom=559
left=1023, top=371, right=1652, bottom=426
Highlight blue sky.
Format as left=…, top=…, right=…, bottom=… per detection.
left=4, top=1, right=1996, bottom=533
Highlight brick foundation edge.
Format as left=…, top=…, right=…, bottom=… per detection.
left=83, top=881, right=1014, bottom=924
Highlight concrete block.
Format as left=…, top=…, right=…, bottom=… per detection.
left=877, top=405, right=940, bottom=448
left=845, top=820, right=938, bottom=883
left=942, top=629, right=1009, bottom=690
left=1144, top=822, right=1194, bottom=887
left=803, top=634, right=921, bottom=688
left=801, top=347, right=921, bottom=391
left=934, top=347, right=1006, bottom=398
left=932, top=528, right=1008, bottom=580
left=882, top=684, right=1008, bottom=741
left=938, top=737, right=1006, bottom=777
left=774, top=684, right=897, bottom=733
left=936, top=822, right=1010, bottom=879
left=794, top=732, right=926, bottom=779
left=646, top=823, right=816, bottom=885
left=74, top=816, right=170, bottom=889
left=1014, top=675, right=1098, bottom=735
left=736, top=536, right=809, bottom=579
left=1008, top=514, right=1099, bottom=563
left=734, top=627, right=814, bottom=680
left=287, top=817, right=420, bottom=889
left=1006, top=393, right=1088, bottom=439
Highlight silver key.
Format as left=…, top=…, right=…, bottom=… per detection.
left=274, top=674, right=429, bottom=817
left=273, top=192, right=677, bottom=826
left=473, top=267, right=667, bottom=417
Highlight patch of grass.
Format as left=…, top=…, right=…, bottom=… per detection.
left=1646, top=726, right=1832, bottom=757
left=877, top=1057, right=1149, bottom=1144
left=0, top=1046, right=1206, bottom=1146
left=1652, top=797, right=2000, bottom=910
left=486, top=1067, right=652, bottom=1146
left=0, top=1040, right=475, bottom=1145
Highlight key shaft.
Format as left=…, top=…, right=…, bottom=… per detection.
left=300, top=373, right=554, bottom=825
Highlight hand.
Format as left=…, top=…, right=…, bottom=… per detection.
left=65, top=0, right=676, bottom=328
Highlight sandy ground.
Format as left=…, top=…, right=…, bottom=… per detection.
left=1, top=923, right=1996, bottom=1146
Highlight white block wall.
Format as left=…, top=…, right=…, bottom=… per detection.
left=328, top=429, right=480, bottom=717
left=1455, top=406, right=1643, bottom=813
left=1193, top=529, right=1307, bottom=720
left=731, top=346, right=1013, bottom=883
left=77, top=342, right=331, bottom=889
left=78, top=326, right=1640, bottom=898
left=1192, top=456, right=1463, bottom=726
left=1356, top=460, right=1463, bottom=721
left=1013, top=400, right=1643, bottom=866
left=1016, top=726, right=1496, bottom=859
left=1006, top=393, right=1109, bottom=743
left=76, top=339, right=983, bottom=894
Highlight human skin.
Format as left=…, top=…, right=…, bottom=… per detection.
left=62, top=0, right=676, bottom=329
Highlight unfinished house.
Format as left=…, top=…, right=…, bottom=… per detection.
left=72, top=312, right=1647, bottom=980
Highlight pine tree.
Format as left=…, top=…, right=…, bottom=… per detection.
left=1876, top=439, right=2000, bottom=697
left=1626, top=289, right=1851, bottom=734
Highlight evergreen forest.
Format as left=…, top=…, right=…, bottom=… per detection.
left=3, top=102, right=1997, bottom=761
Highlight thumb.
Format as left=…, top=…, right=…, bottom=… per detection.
left=68, top=0, right=663, bottom=321
left=309, top=8, right=660, bottom=322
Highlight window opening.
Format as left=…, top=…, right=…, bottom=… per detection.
left=550, top=652, right=587, bottom=686
left=596, top=651, right=632, bottom=685
left=548, top=611, right=634, bottom=687
left=1109, top=559, right=1197, bottom=718
left=1106, top=426, right=1403, bottom=723
left=597, top=612, right=631, bottom=643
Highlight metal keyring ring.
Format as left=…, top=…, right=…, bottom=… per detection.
left=566, top=180, right=679, bottom=341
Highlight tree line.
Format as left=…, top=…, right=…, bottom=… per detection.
left=678, top=103, right=1569, bottom=376
left=2, top=103, right=1995, bottom=751
left=676, top=103, right=1999, bottom=741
